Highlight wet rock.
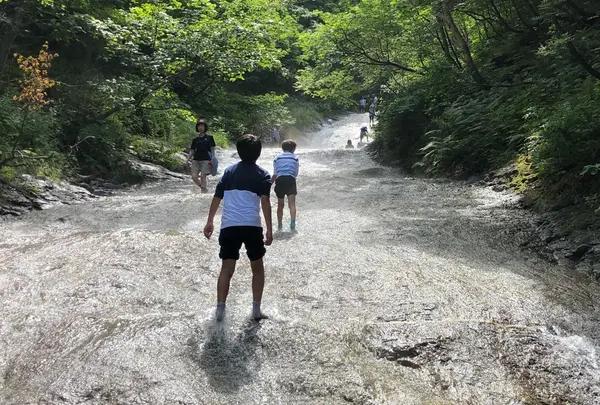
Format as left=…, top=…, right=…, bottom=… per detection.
left=0, top=175, right=95, bottom=217
left=92, top=190, right=112, bottom=197
left=565, top=244, right=591, bottom=263
left=356, top=167, right=386, bottom=177
left=467, top=175, right=484, bottom=184
left=126, top=156, right=187, bottom=181
left=370, top=337, right=452, bottom=372
left=491, top=163, right=518, bottom=180
left=397, top=359, right=421, bottom=369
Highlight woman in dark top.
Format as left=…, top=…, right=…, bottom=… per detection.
left=186, top=119, right=216, bottom=193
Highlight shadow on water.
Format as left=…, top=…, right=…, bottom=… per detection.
left=189, top=319, right=263, bottom=393
left=274, top=230, right=297, bottom=241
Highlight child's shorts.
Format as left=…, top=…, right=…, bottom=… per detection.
left=219, top=226, right=266, bottom=261
left=275, top=176, right=297, bottom=199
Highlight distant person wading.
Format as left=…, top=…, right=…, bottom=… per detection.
left=272, top=126, right=281, bottom=145
left=187, top=119, right=216, bottom=193
left=359, top=96, right=367, bottom=113
left=360, top=124, right=369, bottom=143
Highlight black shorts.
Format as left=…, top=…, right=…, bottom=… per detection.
left=275, top=176, right=297, bottom=199
left=219, top=226, right=265, bottom=261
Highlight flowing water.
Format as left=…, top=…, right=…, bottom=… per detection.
left=1, top=114, right=600, bottom=405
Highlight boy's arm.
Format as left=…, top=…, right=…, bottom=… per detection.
left=261, top=196, right=273, bottom=246
left=204, top=197, right=221, bottom=239
left=205, top=169, right=227, bottom=239
left=271, top=158, right=278, bottom=182
left=260, top=172, right=273, bottom=245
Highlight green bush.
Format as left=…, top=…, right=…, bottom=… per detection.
left=374, top=93, right=431, bottom=170
left=527, top=83, right=600, bottom=184
left=74, top=119, right=131, bottom=175
left=419, top=88, right=523, bottom=176
left=285, top=98, right=324, bottom=128
left=130, top=136, right=185, bottom=172
left=211, top=129, right=230, bottom=149
left=0, top=166, right=17, bottom=183
left=522, top=81, right=600, bottom=205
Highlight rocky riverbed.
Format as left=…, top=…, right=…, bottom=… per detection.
left=1, top=114, right=598, bottom=405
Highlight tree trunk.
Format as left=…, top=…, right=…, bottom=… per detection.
left=510, top=0, right=536, bottom=31
left=436, top=22, right=461, bottom=68
left=554, top=17, right=600, bottom=81
left=439, top=7, right=490, bottom=88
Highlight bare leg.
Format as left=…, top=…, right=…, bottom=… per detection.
left=277, top=198, right=285, bottom=229
left=217, top=259, right=237, bottom=303
left=288, top=195, right=296, bottom=222
left=250, top=259, right=267, bottom=320
left=191, top=173, right=202, bottom=188
left=200, top=173, right=208, bottom=190
left=250, top=259, right=265, bottom=303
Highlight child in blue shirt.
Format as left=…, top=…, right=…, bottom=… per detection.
left=272, top=140, right=300, bottom=231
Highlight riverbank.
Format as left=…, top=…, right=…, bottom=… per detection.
left=0, top=156, right=187, bottom=218
left=484, top=165, right=600, bottom=279
left=0, top=115, right=337, bottom=218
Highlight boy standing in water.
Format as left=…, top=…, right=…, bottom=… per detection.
left=272, top=140, right=300, bottom=232
left=204, top=135, right=273, bottom=322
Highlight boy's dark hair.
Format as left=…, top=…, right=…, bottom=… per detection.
left=281, top=140, right=297, bottom=152
left=196, top=119, right=208, bottom=132
left=237, top=134, right=262, bottom=162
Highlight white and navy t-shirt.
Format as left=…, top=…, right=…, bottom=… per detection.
left=273, top=152, right=299, bottom=178
left=215, top=162, right=272, bottom=229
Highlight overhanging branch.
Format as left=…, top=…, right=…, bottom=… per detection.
left=337, top=31, right=423, bottom=75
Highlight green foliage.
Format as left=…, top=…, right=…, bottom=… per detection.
left=0, top=167, right=17, bottom=182
left=285, top=98, right=325, bottom=129
left=0, top=0, right=333, bottom=183
left=510, top=155, right=535, bottom=193
left=298, top=0, right=600, bottom=214
left=130, top=136, right=184, bottom=172
left=73, top=119, right=130, bottom=174
left=4, top=0, right=597, bottom=226
left=526, top=82, right=600, bottom=184
left=210, top=129, right=230, bottom=149
left=374, top=93, right=430, bottom=170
